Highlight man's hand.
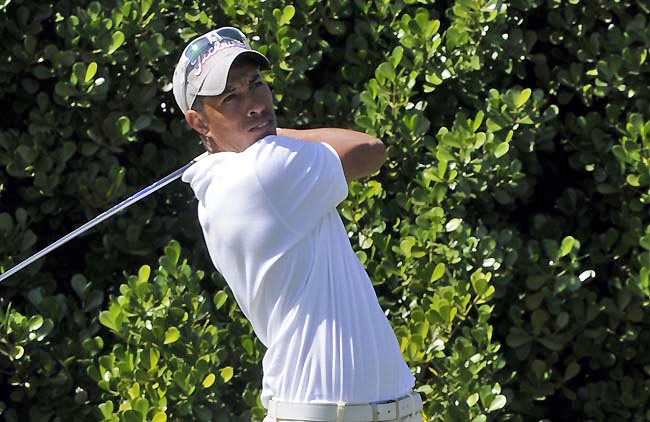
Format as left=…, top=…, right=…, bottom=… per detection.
left=276, top=128, right=386, bottom=182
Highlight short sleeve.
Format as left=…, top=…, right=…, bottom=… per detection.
left=254, top=136, right=348, bottom=235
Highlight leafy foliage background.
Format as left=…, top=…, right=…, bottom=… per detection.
left=1, top=0, right=650, bottom=421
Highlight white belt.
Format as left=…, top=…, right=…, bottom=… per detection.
left=267, top=392, right=423, bottom=422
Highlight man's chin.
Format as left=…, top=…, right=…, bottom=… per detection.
left=254, top=126, right=277, bottom=139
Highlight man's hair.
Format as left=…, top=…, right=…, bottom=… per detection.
left=192, top=95, right=206, bottom=113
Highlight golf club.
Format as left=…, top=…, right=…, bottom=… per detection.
left=0, top=151, right=209, bottom=283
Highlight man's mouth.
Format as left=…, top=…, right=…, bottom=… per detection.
left=249, top=119, right=272, bottom=132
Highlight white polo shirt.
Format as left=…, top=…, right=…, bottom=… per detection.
left=182, top=135, right=414, bottom=407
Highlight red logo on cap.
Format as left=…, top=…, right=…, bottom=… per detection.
left=192, top=35, right=247, bottom=76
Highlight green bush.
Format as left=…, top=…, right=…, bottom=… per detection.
left=92, top=240, right=265, bottom=422
left=1, top=0, right=650, bottom=421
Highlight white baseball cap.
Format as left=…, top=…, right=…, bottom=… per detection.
left=172, top=27, right=270, bottom=113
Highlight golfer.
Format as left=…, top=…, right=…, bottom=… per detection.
left=173, top=27, right=423, bottom=422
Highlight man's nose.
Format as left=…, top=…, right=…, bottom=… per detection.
left=246, top=95, right=264, bottom=116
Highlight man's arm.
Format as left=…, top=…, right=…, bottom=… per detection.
left=276, top=128, right=386, bottom=182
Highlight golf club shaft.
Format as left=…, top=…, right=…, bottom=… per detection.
left=0, top=152, right=209, bottom=283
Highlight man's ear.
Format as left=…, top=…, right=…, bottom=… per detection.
left=185, top=110, right=210, bottom=137
left=186, top=110, right=219, bottom=153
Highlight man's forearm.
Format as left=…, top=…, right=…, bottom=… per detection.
left=276, top=128, right=386, bottom=182
left=277, top=128, right=377, bottom=145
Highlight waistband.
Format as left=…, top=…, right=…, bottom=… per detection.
left=267, top=392, right=423, bottom=422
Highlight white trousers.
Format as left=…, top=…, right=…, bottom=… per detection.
left=264, top=414, right=423, bottom=422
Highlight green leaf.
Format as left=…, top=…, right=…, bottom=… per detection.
left=133, top=398, right=149, bottom=416
left=164, top=327, right=180, bottom=344
left=138, top=265, right=150, bottom=283
left=165, top=240, right=181, bottom=266
left=400, top=236, right=416, bottom=256
left=214, top=290, right=228, bottom=309
left=88, top=2, right=101, bottom=18
left=375, top=62, right=395, bottom=83
left=99, top=355, right=115, bottom=372
left=72, top=62, right=85, bottom=85
left=431, top=263, right=446, bottom=283
left=445, top=218, right=462, bottom=232
left=241, top=337, right=254, bottom=355
left=494, top=142, right=509, bottom=158
left=426, top=72, right=443, bottom=86
left=159, top=256, right=176, bottom=275
left=506, top=330, right=531, bottom=348
left=123, top=410, right=144, bottom=422
left=390, top=46, right=404, bottom=67
left=152, top=412, right=167, bottom=422
left=487, top=395, right=507, bottom=412
left=83, top=290, right=104, bottom=312
left=202, top=373, right=216, bottom=388
left=626, top=174, right=640, bottom=187
left=564, top=362, right=580, bottom=381
left=436, top=147, right=455, bottom=163
left=538, top=336, right=564, bottom=351
left=220, top=366, right=234, bottom=382
left=280, top=5, right=295, bottom=25
left=466, top=392, right=479, bottom=407
left=0, top=213, right=13, bottom=233
left=62, top=142, right=76, bottom=161
left=12, top=345, right=24, bottom=360
left=147, top=347, right=160, bottom=369
left=16, top=145, right=37, bottom=163
left=439, top=304, right=457, bottom=323
left=127, top=382, right=141, bottom=400
left=640, top=235, right=650, bottom=251
left=85, top=62, right=98, bottom=82
left=415, top=9, right=432, bottom=34
left=98, top=401, right=114, bottom=419
left=133, top=115, right=152, bottom=131
left=473, top=110, right=485, bottom=131
left=28, top=315, right=43, bottom=331
left=33, top=65, right=51, bottom=79
left=117, top=116, right=130, bottom=135
left=526, top=275, right=546, bottom=291
left=516, top=88, right=532, bottom=108
left=472, top=277, right=489, bottom=296
left=99, top=303, right=124, bottom=333
left=486, top=118, right=502, bottom=131
left=559, top=236, right=576, bottom=257
left=141, top=0, right=153, bottom=15
left=108, top=31, right=126, bottom=54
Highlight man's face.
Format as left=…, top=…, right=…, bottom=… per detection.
left=188, top=59, right=276, bottom=153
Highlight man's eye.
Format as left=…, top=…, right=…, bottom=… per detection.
left=223, top=95, right=236, bottom=102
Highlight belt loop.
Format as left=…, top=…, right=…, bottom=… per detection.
left=409, top=393, right=415, bottom=416
left=337, top=402, right=345, bottom=422
left=395, top=397, right=400, bottom=421
left=371, top=402, right=379, bottom=422
left=268, top=398, right=277, bottom=420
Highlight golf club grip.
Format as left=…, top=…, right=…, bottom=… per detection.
left=0, top=152, right=209, bottom=283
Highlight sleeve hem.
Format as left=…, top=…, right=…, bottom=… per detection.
left=320, top=142, right=349, bottom=201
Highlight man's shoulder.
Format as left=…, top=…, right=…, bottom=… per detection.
left=253, top=134, right=304, bottom=151
left=252, top=135, right=337, bottom=164
left=249, top=135, right=308, bottom=168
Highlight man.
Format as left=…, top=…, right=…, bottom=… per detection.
left=173, top=27, right=423, bottom=422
